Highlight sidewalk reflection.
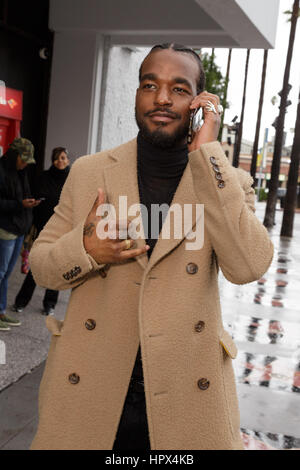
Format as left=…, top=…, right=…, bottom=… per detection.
left=241, top=428, right=300, bottom=450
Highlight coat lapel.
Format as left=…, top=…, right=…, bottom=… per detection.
left=103, top=139, right=148, bottom=270
left=102, top=140, right=202, bottom=273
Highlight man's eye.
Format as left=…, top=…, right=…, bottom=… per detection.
left=143, top=83, right=156, bottom=89
left=174, top=87, right=187, bottom=93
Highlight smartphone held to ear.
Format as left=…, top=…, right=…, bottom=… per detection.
left=192, top=108, right=203, bottom=132
left=187, top=108, right=203, bottom=144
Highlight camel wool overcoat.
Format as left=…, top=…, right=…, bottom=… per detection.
left=29, top=139, right=274, bottom=450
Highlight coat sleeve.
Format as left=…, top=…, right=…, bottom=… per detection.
left=29, top=160, right=105, bottom=290
left=188, top=141, right=274, bottom=285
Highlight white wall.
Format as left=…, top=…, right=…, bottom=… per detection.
left=100, top=46, right=150, bottom=151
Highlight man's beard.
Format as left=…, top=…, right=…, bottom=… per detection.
left=135, top=108, right=190, bottom=149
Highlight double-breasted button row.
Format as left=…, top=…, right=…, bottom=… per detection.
left=209, top=156, right=225, bottom=189
left=68, top=374, right=210, bottom=390
left=186, top=263, right=198, bottom=275
left=195, top=323, right=208, bottom=389
left=63, top=265, right=82, bottom=281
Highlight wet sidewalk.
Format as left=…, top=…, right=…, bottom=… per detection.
left=219, top=202, right=300, bottom=450
left=0, top=201, right=299, bottom=450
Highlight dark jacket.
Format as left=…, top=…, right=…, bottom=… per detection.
left=0, top=149, right=33, bottom=236
left=33, top=165, right=70, bottom=233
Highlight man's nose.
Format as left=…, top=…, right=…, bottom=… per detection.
left=154, top=86, right=172, bottom=106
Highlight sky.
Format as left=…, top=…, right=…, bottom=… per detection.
left=203, top=0, right=300, bottom=149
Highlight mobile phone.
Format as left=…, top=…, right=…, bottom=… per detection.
left=192, top=108, right=203, bottom=132
left=188, top=108, right=204, bottom=144
left=38, top=197, right=46, bottom=201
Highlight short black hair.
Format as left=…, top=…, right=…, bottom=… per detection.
left=51, top=147, right=68, bottom=163
left=139, top=43, right=206, bottom=94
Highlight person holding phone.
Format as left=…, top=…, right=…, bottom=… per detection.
left=29, top=44, right=273, bottom=450
left=13, top=147, right=70, bottom=316
left=0, top=138, right=40, bottom=331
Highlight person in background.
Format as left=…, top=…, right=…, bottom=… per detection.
left=13, top=147, right=70, bottom=316
left=0, top=138, right=39, bottom=332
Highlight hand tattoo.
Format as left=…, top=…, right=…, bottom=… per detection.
left=83, top=222, right=95, bottom=237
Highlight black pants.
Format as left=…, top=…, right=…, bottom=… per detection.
left=113, top=383, right=150, bottom=451
left=15, top=269, right=59, bottom=310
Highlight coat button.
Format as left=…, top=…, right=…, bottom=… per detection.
left=212, top=164, right=220, bottom=172
left=210, top=157, right=217, bottom=165
left=69, top=373, right=80, bottom=385
left=195, top=321, right=205, bottom=333
left=215, top=172, right=223, bottom=181
left=85, top=319, right=96, bottom=330
left=197, top=378, right=210, bottom=390
left=218, top=181, right=225, bottom=189
left=186, top=263, right=198, bottom=275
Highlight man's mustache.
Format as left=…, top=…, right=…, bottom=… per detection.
left=145, top=109, right=181, bottom=119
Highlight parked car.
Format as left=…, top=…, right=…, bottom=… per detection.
left=277, top=187, right=300, bottom=209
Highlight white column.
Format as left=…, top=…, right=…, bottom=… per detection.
left=45, top=31, right=105, bottom=167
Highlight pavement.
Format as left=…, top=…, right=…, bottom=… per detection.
left=0, top=201, right=300, bottom=450
left=0, top=265, right=70, bottom=450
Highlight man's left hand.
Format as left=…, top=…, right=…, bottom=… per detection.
left=188, top=91, right=221, bottom=152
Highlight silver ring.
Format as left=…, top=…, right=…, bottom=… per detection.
left=217, top=104, right=224, bottom=115
left=205, top=101, right=217, bottom=115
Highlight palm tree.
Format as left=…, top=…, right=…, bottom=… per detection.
left=219, top=48, right=232, bottom=142
left=263, top=0, right=300, bottom=228
left=280, top=85, right=300, bottom=237
left=250, top=50, right=269, bottom=184
left=232, top=49, right=251, bottom=168
left=210, top=48, right=215, bottom=73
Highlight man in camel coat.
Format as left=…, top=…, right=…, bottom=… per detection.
left=29, top=44, right=273, bottom=450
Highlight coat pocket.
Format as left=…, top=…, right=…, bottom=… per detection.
left=219, top=329, right=237, bottom=359
left=46, top=316, right=64, bottom=336
left=219, top=329, right=240, bottom=441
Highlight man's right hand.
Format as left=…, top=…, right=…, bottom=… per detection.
left=22, top=199, right=41, bottom=208
left=83, top=188, right=150, bottom=265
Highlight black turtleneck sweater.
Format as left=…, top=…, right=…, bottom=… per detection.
left=137, top=132, right=188, bottom=258
left=131, top=132, right=188, bottom=383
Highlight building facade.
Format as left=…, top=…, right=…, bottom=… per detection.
left=1, top=0, right=280, bottom=169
